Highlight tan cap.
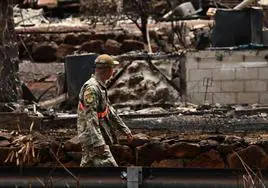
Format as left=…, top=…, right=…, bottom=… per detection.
left=95, top=54, right=119, bottom=67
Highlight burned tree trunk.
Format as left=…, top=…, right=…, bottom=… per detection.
left=0, top=1, right=21, bottom=102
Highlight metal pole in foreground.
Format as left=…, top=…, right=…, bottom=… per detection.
left=127, top=167, right=143, bottom=188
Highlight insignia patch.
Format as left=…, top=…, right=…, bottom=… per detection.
left=84, top=88, right=95, bottom=104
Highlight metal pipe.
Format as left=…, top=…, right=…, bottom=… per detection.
left=0, top=167, right=127, bottom=188
left=1, top=167, right=268, bottom=187
left=233, top=0, right=257, bottom=10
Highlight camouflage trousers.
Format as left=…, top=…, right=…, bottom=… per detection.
left=80, top=144, right=118, bottom=167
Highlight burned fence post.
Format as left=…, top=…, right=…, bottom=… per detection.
left=0, top=1, right=21, bottom=102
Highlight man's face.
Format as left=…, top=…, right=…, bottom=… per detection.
left=96, top=66, right=114, bottom=81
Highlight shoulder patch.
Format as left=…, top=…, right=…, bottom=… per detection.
left=83, top=87, right=96, bottom=105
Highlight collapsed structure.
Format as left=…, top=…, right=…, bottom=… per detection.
left=1, top=2, right=268, bottom=187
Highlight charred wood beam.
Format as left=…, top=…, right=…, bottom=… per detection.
left=107, top=61, right=133, bottom=90
left=39, top=112, right=268, bottom=134
left=15, top=25, right=91, bottom=34
left=147, top=55, right=181, bottom=93
left=234, top=107, right=268, bottom=116
left=38, top=93, right=68, bottom=108
left=0, top=0, right=21, bottom=102
left=21, top=83, right=37, bottom=102
left=114, top=52, right=184, bottom=61
left=112, top=102, right=179, bottom=110
left=15, top=26, right=124, bottom=34
left=1, top=110, right=268, bottom=133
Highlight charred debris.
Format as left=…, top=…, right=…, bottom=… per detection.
left=1, top=0, right=268, bottom=169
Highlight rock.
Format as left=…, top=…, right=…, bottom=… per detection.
left=151, top=136, right=162, bottom=142
left=120, top=40, right=145, bottom=53
left=128, top=73, right=144, bottom=87
left=136, top=141, right=169, bottom=166
left=114, top=80, right=126, bottom=88
left=133, top=79, right=156, bottom=97
left=56, top=44, right=75, bottom=61
left=207, top=135, right=226, bottom=142
left=131, top=133, right=150, bottom=147
left=144, top=90, right=156, bottom=102
left=77, top=33, right=91, bottom=44
left=50, top=34, right=64, bottom=44
left=110, top=144, right=134, bottom=165
left=31, top=35, right=49, bottom=43
left=256, top=140, right=268, bottom=154
left=217, top=143, right=244, bottom=155
left=185, top=149, right=225, bottom=168
left=63, top=135, right=81, bottom=152
left=64, top=34, right=80, bottom=45
left=127, top=62, right=140, bottom=73
left=169, top=142, right=201, bottom=158
left=104, top=39, right=121, bottom=55
left=115, top=32, right=133, bottom=43
left=244, top=137, right=258, bottom=145
left=32, top=42, right=57, bottom=62
left=92, top=33, right=115, bottom=41
left=199, top=139, right=219, bottom=152
left=118, top=133, right=149, bottom=147
left=108, top=87, right=137, bottom=103
left=227, top=145, right=267, bottom=168
left=261, top=156, right=268, bottom=168
left=151, top=159, right=183, bottom=168
left=225, top=136, right=244, bottom=144
left=154, top=87, right=170, bottom=102
left=79, top=40, right=104, bottom=54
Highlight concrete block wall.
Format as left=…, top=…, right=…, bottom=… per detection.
left=186, top=50, right=268, bottom=104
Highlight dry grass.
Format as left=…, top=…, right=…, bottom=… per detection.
left=234, top=151, right=266, bottom=188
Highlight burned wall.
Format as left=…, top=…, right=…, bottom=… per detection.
left=108, top=59, right=183, bottom=108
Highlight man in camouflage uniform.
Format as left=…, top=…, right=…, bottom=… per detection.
left=77, top=54, right=133, bottom=167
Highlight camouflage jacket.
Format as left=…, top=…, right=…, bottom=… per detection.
left=77, top=75, right=131, bottom=148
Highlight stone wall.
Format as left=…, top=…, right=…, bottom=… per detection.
left=186, top=50, right=268, bottom=104
left=17, top=20, right=213, bottom=62
left=2, top=131, right=268, bottom=169
left=18, top=31, right=162, bottom=62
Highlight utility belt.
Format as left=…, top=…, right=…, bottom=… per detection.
left=79, top=101, right=109, bottom=119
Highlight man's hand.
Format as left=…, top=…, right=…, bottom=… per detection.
left=126, top=133, right=133, bottom=144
